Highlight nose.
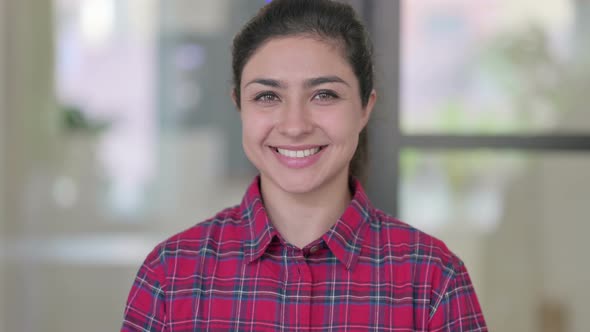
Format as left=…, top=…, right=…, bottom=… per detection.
left=276, top=102, right=313, bottom=137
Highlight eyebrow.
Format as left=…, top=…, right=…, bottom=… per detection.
left=244, top=76, right=350, bottom=89
left=244, top=78, right=285, bottom=89
left=304, top=76, right=349, bottom=88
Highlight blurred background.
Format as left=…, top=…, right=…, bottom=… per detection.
left=1, top=0, right=589, bottom=331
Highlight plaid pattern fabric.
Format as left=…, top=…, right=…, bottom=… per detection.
left=122, top=177, right=487, bottom=331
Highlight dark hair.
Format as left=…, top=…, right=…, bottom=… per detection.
left=232, top=0, right=374, bottom=183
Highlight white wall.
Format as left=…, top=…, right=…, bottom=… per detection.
left=0, top=0, right=57, bottom=330
left=482, top=154, right=590, bottom=332
left=537, top=154, right=590, bottom=332
left=0, top=0, right=7, bottom=328
left=0, top=0, right=6, bottom=221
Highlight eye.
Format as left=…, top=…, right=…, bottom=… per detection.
left=313, top=90, right=339, bottom=103
left=254, top=91, right=280, bottom=104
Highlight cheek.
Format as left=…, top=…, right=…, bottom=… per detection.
left=320, top=108, right=365, bottom=141
left=240, top=116, right=261, bottom=165
left=241, top=112, right=272, bottom=145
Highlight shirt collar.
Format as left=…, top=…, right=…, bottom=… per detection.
left=242, top=176, right=373, bottom=271
left=241, top=176, right=279, bottom=264
left=322, top=177, right=372, bottom=271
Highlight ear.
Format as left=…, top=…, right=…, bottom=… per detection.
left=231, top=88, right=240, bottom=111
left=360, top=89, right=377, bottom=129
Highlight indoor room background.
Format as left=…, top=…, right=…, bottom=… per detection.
left=1, top=0, right=589, bottom=331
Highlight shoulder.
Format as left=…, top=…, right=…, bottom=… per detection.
left=369, top=208, right=463, bottom=274
left=140, top=204, right=247, bottom=273
left=166, top=205, right=245, bottom=247
left=368, top=209, right=471, bottom=309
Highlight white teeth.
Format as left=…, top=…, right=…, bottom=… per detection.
left=276, top=147, right=321, bottom=158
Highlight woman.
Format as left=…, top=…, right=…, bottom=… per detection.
left=122, top=0, right=487, bottom=330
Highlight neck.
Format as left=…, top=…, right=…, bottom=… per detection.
left=260, top=174, right=352, bottom=249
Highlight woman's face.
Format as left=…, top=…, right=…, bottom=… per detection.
left=238, top=36, right=375, bottom=196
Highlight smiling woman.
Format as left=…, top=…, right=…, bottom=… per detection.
left=239, top=36, right=373, bottom=195
left=121, top=1, right=487, bottom=331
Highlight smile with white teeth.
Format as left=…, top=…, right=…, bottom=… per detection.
left=275, top=147, right=321, bottom=158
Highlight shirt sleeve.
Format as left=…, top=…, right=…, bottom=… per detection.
left=428, top=259, right=488, bottom=331
left=121, top=247, right=167, bottom=332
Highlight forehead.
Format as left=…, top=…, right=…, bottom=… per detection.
left=241, top=35, right=355, bottom=84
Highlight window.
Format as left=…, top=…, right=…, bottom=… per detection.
left=364, top=1, right=590, bottom=331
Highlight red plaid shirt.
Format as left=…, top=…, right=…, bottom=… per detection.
left=122, top=177, right=487, bottom=331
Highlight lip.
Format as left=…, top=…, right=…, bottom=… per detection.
left=269, top=145, right=327, bottom=169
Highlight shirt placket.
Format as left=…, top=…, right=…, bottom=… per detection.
left=293, top=248, right=313, bottom=331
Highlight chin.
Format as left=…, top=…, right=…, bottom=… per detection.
left=262, top=171, right=322, bottom=195
left=266, top=167, right=349, bottom=197
left=277, top=177, right=319, bottom=195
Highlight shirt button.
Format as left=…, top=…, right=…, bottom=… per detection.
left=309, top=245, right=320, bottom=254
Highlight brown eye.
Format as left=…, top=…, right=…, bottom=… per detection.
left=254, top=92, right=280, bottom=103
left=313, top=90, right=339, bottom=103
